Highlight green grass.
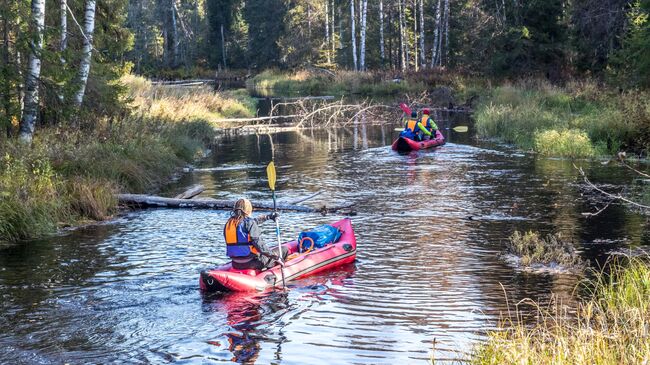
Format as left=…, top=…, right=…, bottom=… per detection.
left=469, top=258, right=650, bottom=365
left=248, top=69, right=432, bottom=96
left=0, top=75, right=239, bottom=242
left=474, top=81, right=650, bottom=157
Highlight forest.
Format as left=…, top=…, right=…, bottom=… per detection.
left=1, top=0, right=649, bottom=143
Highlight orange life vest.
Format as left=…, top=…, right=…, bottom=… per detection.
left=420, top=116, right=430, bottom=129
left=224, top=218, right=260, bottom=257
left=405, top=118, right=419, bottom=131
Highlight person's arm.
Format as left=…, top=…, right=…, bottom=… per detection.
left=429, top=117, right=439, bottom=130
left=418, top=122, right=432, bottom=136
left=245, top=219, right=273, bottom=256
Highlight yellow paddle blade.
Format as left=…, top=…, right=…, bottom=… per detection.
left=266, top=161, right=277, bottom=191
left=453, top=126, right=469, bottom=132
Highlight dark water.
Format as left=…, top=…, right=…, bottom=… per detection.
left=1, top=121, right=648, bottom=364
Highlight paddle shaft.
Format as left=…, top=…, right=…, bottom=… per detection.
left=272, top=190, right=286, bottom=288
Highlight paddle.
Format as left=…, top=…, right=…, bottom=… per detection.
left=399, top=103, right=411, bottom=115
left=266, top=161, right=286, bottom=289
left=393, top=126, right=469, bottom=132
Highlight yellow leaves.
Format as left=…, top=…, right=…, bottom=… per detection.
left=10, top=116, right=19, bottom=128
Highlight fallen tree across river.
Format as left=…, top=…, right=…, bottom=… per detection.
left=117, top=192, right=352, bottom=214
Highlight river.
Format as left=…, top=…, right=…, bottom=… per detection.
left=1, top=114, right=648, bottom=363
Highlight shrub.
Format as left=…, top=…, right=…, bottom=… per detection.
left=506, top=230, right=587, bottom=269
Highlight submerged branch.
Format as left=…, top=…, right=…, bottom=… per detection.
left=575, top=164, right=650, bottom=214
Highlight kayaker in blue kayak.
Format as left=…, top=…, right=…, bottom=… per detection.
left=401, top=111, right=432, bottom=141
left=420, top=108, right=439, bottom=139
left=224, top=198, right=287, bottom=270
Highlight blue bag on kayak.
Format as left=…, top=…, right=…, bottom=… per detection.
left=400, top=129, right=416, bottom=140
left=298, top=224, right=342, bottom=253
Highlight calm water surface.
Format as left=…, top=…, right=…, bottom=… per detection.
left=1, top=120, right=648, bottom=364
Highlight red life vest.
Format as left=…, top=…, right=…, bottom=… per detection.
left=224, top=218, right=259, bottom=258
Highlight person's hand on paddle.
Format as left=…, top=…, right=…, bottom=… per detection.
left=267, top=212, right=279, bottom=222
left=271, top=255, right=285, bottom=267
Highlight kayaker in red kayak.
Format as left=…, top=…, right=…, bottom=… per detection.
left=224, top=198, right=287, bottom=270
left=401, top=111, right=432, bottom=141
left=421, top=108, right=439, bottom=139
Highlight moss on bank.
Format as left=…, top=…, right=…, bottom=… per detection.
left=475, top=81, right=650, bottom=157
left=0, top=75, right=255, bottom=242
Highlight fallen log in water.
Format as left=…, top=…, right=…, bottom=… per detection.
left=117, top=193, right=353, bottom=214
left=174, top=184, right=205, bottom=199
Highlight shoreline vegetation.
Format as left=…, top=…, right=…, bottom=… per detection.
left=0, top=76, right=256, bottom=243
left=474, top=81, right=650, bottom=158
left=468, top=258, right=650, bottom=365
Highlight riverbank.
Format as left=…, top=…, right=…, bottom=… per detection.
left=474, top=81, right=650, bottom=158
left=0, top=76, right=256, bottom=242
left=469, top=258, right=650, bottom=364
left=247, top=69, right=482, bottom=100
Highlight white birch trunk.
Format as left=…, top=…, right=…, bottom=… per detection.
left=171, top=0, right=178, bottom=66
left=73, top=0, right=96, bottom=108
left=19, top=0, right=45, bottom=143
left=58, top=0, right=67, bottom=102
left=220, top=24, right=227, bottom=68
left=443, top=0, right=449, bottom=65
left=359, top=0, right=367, bottom=71
left=419, top=0, right=425, bottom=67
left=379, top=0, right=385, bottom=64
left=350, top=0, right=357, bottom=71
left=431, top=0, right=441, bottom=67
left=325, top=0, right=330, bottom=63
left=398, top=0, right=405, bottom=71
left=413, top=0, right=418, bottom=71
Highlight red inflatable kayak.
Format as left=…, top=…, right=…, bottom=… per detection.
left=200, top=218, right=357, bottom=292
left=391, top=130, right=445, bottom=152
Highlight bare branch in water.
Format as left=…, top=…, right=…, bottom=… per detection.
left=574, top=163, right=650, bottom=215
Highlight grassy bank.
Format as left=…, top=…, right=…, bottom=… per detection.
left=475, top=81, right=650, bottom=158
left=0, top=76, right=255, bottom=242
left=470, top=258, right=650, bottom=364
left=247, top=69, right=479, bottom=97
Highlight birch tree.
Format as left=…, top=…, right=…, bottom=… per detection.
left=418, top=0, right=425, bottom=67
left=398, top=0, right=405, bottom=70
left=431, top=0, right=441, bottom=67
left=350, top=0, right=358, bottom=71
left=413, top=0, right=418, bottom=70
left=19, top=0, right=45, bottom=143
left=379, top=0, right=385, bottom=65
left=359, top=0, right=367, bottom=70
left=443, top=0, right=449, bottom=65
left=73, top=0, right=96, bottom=108
left=325, top=0, right=330, bottom=63
left=58, top=0, right=67, bottom=102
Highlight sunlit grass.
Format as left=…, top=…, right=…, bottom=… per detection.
left=474, top=81, right=650, bottom=157
left=470, top=258, right=650, bottom=365
left=506, top=230, right=587, bottom=270
left=122, top=74, right=256, bottom=121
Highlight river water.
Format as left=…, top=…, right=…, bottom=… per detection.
left=1, top=118, right=648, bottom=364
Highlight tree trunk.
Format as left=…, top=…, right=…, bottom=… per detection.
left=171, top=0, right=178, bottom=66
left=350, top=0, right=357, bottom=71
left=325, top=0, right=330, bottom=63
left=379, top=0, right=385, bottom=65
left=443, top=0, right=449, bottom=65
left=58, top=0, right=67, bottom=102
left=331, top=0, right=336, bottom=55
left=413, top=0, right=418, bottom=71
left=359, top=0, right=367, bottom=71
left=398, top=0, right=405, bottom=71
left=419, top=0, right=425, bottom=67
left=220, top=24, right=227, bottom=69
left=73, top=0, right=97, bottom=109
left=19, top=0, right=46, bottom=143
left=431, top=0, right=441, bottom=67
left=3, top=17, right=11, bottom=138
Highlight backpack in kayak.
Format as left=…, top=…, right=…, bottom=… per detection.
left=400, top=129, right=416, bottom=140
left=298, top=224, right=342, bottom=253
